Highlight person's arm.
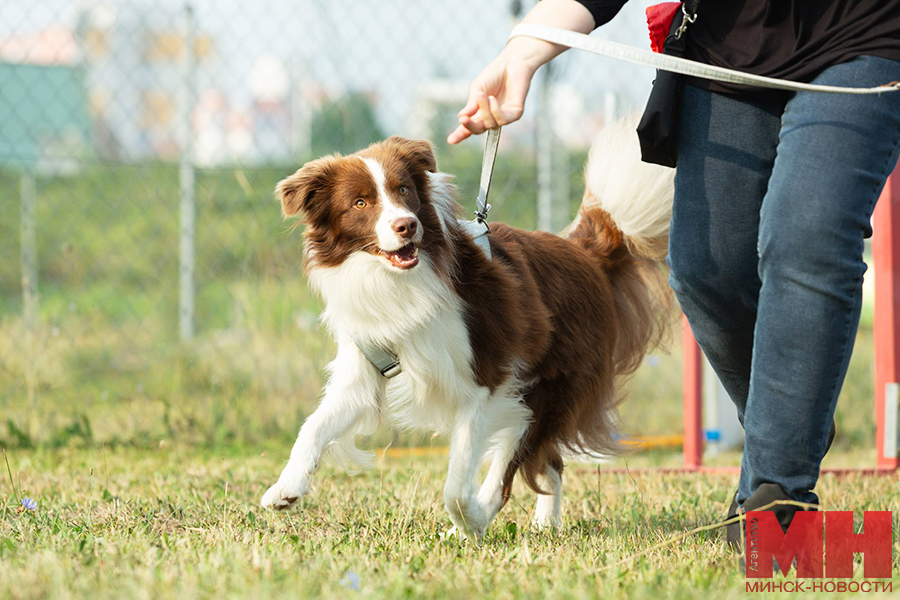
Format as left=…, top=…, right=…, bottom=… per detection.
left=448, top=0, right=626, bottom=144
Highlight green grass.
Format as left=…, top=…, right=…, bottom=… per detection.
left=0, top=156, right=895, bottom=598
left=1, top=445, right=898, bottom=600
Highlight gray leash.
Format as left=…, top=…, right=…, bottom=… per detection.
left=510, top=24, right=900, bottom=95
left=457, top=126, right=500, bottom=259
left=476, top=126, right=501, bottom=222
left=352, top=127, right=501, bottom=378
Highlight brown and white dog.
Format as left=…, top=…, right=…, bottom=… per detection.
left=261, top=119, right=675, bottom=539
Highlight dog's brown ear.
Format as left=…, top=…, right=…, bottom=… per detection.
left=384, top=136, right=437, bottom=173
left=275, top=155, right=338, bottom=218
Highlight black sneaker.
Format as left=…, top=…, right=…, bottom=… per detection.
left=725, top=419, right=834, bottom=552
left=731, top=482, right=811, bottom=574
left=726, top=483, right=803, bottom=552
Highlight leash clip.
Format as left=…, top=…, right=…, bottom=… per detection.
left=474, top=199, right=492, bottom=232
left=675, top=4, right=698, bottom=40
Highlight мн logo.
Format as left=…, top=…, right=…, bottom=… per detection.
left=745, top=511, right=892, bottom=579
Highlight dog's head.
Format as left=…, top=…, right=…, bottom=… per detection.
left=276, top=136, right=447, bottom=272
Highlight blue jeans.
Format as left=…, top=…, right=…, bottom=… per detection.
left=668, top=56, right=900, bottom=506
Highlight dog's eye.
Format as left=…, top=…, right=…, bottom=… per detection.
left=398, top=186, right=408, bottom=196
left=354, top=199, right=367, bottom=209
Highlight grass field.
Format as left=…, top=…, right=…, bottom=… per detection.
left=2, top=157, right=896, bottom=599
left=1, top=445, right=898, bottom=600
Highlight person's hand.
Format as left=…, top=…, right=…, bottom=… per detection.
left=446, top=0, right=595, bottom=145
left=447, top=51, right=537, bottom=144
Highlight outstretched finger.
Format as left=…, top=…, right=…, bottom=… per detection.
left=447, top=123, right=473, bottom=145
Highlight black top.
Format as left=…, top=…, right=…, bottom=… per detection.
left=573, top=0, right=900, bottom=94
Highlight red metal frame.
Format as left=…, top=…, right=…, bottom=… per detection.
left=682, top=316, right=704, bottom=469
left=673, top=171, right=900, bottom=474
left=873, top=171, right=900, bottom=471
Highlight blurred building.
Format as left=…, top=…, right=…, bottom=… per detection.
left=0, top=25, right=89, bottom=172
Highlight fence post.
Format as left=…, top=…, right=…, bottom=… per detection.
left=536, top=62, right=553, bottom=232
left=873, top=171, right=900, bottom=470
left=178, top=3, right=197, bottom=341
left=20, top=169, right=38, bottom=410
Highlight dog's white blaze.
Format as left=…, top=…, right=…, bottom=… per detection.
left=360, top=157, right=417, bottom=252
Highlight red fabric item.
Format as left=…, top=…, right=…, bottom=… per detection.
left=646, top=2, right=681, bottom=53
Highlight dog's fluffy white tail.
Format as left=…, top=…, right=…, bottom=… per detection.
left=578, top=115, right=675, bottom=260
left=560, top=115, right=676, bottom=381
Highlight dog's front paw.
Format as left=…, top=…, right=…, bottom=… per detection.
left=439, top=526, right=468, bottom=541
left=443, top=492, right=488, bottom=541
left=260, top=478, right=307, bottom=511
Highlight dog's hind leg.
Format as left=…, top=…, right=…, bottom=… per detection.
left=261, top=335, right=383, bottom=511
left=532, top=452, right=563, bottom=529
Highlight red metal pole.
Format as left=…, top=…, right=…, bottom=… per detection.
left=873, top=172, right=900, bottom=471
left=682, top=315, right=704, bottom=469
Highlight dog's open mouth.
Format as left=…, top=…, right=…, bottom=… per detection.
left=381, top=243, right=419, bottom=270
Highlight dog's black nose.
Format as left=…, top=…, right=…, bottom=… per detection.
left=391, top=217, right=417, bottom=238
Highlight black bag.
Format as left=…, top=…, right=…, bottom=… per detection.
left=636, top=0, right=700, bottom=168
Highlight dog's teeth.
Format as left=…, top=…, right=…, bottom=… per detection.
left=413, top=247, right=419, bottom=257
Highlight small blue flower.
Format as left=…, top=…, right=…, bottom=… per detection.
left=340, top=570, right=360, bottom=592
left=20, top=498, right=37, bottom=511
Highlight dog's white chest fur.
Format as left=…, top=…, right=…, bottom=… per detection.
left=309, top=251, right=477, bottom=431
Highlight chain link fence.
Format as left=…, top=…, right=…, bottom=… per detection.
left=0, top=0, right=690, bottom=448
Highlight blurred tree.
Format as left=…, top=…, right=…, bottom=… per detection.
left=310, top=92, right=385, bottom=156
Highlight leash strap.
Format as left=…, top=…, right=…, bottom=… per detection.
left=476, top=127, right=501, bottom=221
left=510, top=24, right=900, bottom=95
left=351, top=332, right=402, bottom=379
left=461, top=126, right=501, bottom=260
